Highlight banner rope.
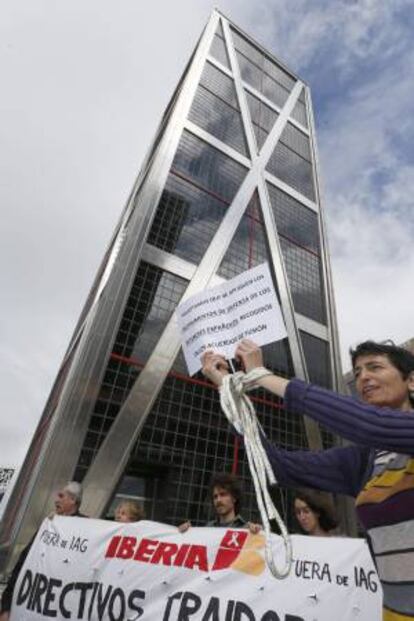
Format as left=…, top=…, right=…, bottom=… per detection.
left=219, top=368, right=292, bottom=579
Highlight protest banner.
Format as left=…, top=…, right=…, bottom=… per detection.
left=176, top=263, right=287, bottom=375
left=10, top=516, right=382, bottom=620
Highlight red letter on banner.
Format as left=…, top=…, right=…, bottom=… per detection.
left=134, top=538, right=158, bottom=562
left=184, top=545, right=208, bottom=572
left=105, top=536, right=120, bottom=558
left=116, top=537, right=137, bottom=559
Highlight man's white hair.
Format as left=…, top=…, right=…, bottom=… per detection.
left=62, top=481, right=83, bottom=506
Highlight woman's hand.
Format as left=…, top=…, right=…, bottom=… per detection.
left=235, top=339, right=264, bottom=373
left=236, top=339, right=289, bottom=397
left=201, top=351, right=229, bottom=387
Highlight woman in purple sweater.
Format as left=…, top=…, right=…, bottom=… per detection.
left=202, top=339, right=414, bottom=621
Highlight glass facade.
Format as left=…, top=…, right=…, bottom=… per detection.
left=189, top=62, right=248, bottom=156
left=267, top=183, right=325, bottom=323
left=171, top=130, right=248, bottom=202
left=267, top=123, right=316, bottom=200
left=245, top=91, right=278, bottom=151
left=231, top=28, right=295, bottom=111
left=4, top=11, right=342, bottom=560
left=208, top=22, right=231, bottom=69
left=218, top=193, right=269, bottom=279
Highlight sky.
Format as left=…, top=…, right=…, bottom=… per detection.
left=1, top=0, right=414, bottom=487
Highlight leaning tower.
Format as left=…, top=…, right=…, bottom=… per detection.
left=1, top=10, right=343, bottom=569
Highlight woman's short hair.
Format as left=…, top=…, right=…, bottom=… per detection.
left=116, top=500, right=145, bottom=522
left=350, top=340, right=414, bottom=379
left=209, top=473, right=243, bottom=514
left=293, top=489, right=338, bottom=533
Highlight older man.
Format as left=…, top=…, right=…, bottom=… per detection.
left=0, top=482, right=86, bottom=620
left=53, top=481, right=85, bottom=517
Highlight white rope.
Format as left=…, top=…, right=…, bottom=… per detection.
left=219, top=368, right=292, bottom=579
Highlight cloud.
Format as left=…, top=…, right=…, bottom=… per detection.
left=318, top=44, right=414, bottom=367
left=252, top=0, right=412, bottom=75
left=330, top=195, right=414, bottom=369
left=0, top=0, right=212, bottom=467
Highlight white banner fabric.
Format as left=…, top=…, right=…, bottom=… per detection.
left=10, top=517, right=382, bottom=620
left=176, top=263, right=287, bottom=375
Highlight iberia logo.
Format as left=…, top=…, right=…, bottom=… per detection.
left=105, top=530, right=265, bottom=576
left=213, top=530, right=265, bottom=576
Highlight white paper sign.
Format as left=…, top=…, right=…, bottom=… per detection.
left=10, top=517, right=382, bottom=621
left=176, top=263, right=287, bottom=375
